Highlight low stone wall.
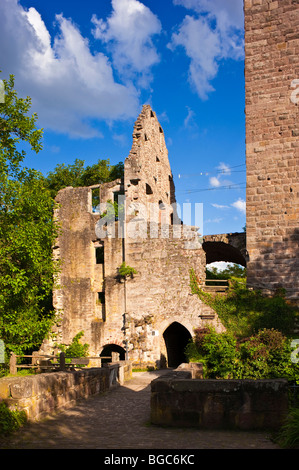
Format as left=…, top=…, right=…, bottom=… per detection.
left=150, top=371, right=289, bottom=430
left=0, top=361, right=132, bottom=422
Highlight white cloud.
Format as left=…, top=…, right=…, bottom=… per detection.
left=92, top=0, right=161, bottom=87
left=204, top=217, right=223, bottom=224
left=217, top=162, right=231, bottom=175
left=211, top=203, right=230, bottom=209
left=0, top=0, right=140, bottom=138
left=209, top=162, right=234, bottom=188
left=209, top=176, right=221, bottom=187
left=231, top=198, right=246, bottom=213
left=207, top=261, right=234, bottom=271
left=184, top=106, right=197, bottom=129
left=170, top=0, right=244, bottom=99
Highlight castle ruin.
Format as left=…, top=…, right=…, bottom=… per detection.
left=48, top=105, right=224, bottom=368
left=42, top=0, right=299, bottom=366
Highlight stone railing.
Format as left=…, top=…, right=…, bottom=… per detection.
left=0, top=361, right=132, bottom=422
left=150, top=366, right=289, bottom=431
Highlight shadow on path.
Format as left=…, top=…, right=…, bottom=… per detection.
left=0, top=370, right=280, bottom=450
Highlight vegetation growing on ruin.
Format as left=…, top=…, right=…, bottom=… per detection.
left=190, top=269, right=297, bottom=338
left=118, top=262, right=137, bottom=279
left=99, top=199, right=124, bottom=220
left=188, top=269, right=299, bottom=384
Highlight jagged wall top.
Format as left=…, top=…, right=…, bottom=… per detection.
left=124, top=105, right=176, bottom=211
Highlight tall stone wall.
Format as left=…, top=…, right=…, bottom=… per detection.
left=244, top=0, right=299, bottom=301
left=47, top=105, right=224, bottom=367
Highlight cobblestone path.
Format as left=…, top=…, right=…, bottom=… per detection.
left=0, top=370, right=280, bottom=450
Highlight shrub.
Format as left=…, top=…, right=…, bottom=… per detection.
left=58, top=331, right=89, bottom=358
left=185, top=327, right=299, bottom=382
left=0, top=402, right=27, bottom=435
left=277, top=407, right=299, bottom=449
left=118, top=262, right=137, bottom=279
left=187, top=327, right=239, bottom=379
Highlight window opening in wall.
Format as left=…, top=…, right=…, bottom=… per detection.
left=97, top=292, right=105, bottom=304
left=113, top=190, right=124, bottom=203
left=95, top=246, right=104, bottom=264
left=151, top=110, right=154, bottom=117
left=159, top=126, right=163, bottom=133
left=144, top=133, right=149, bottom=141
left=159, top=200, right=166, bottom=210
left=97, top=292, right=106, bottom=322
left=91, top=188, right=100, bottom=212
left=146, top=183, right=153, bottom=195
left=130, top=179, right=139, bottom=186
left=154, top=176, right=157, bottom=183
left=156, top=156, right=160, bottom=162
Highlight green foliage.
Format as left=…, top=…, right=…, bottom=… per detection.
left=0, top=74, right=43, bottom=178
left=0, top=74, right=124, bottom=363
left=58, top=331, right=89, bottom=358
left=188, top=270, right=299, bottom=382
left=190, top=269, right=297, bottom=338
left=0, top=401, right=27, bottom=435
left=100, top=199, right=124, bottom=220
left=185, top=326, right=299, bottom=382
left=0, top=74, right=58, bottom=357
left=189, top=327, right=239, bottom=379
left=118, top=262, right=137, bottom=279
left=276, top=407, right=299, bottom=449
left=206, top=263, right=246, bottom=280
left=44, top=158, right=124, bottom=198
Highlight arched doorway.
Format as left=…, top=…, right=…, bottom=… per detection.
left=163, top=322, right=192, bottom=368
left=100, top=344, right=126, bottom=363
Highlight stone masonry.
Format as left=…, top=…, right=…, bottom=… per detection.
left=44, top=105, right=224, bottom=368
left=244, top=0, right=299, bottom=302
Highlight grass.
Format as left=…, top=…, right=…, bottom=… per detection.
left=276, top=407, right=299, bottom=448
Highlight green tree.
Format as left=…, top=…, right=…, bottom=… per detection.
left=45, top=158, right=124, bottom=198
left=206, top=263, right=246, bottom=280
left=0, top=74, right=57, bottom=356
left=0, top=74, right=42, bottom=179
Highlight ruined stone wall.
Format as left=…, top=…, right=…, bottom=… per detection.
left=124, top=225, right=223, bottom=367
left=48, top=186, right=125, bottom=356
left=48, top=105, right=224, bottom=366
left=244, top=0, right=299, bottom=300
left=124, top=105, right=176, bottom=225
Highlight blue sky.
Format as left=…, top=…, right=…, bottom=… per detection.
left=0, top=0, right=246, bottom=236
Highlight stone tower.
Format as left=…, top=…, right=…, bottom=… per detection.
left=244, top=0, right=299, bottom=302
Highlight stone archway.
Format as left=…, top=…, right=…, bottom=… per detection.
left=100, top=344, right=126, bottom=363
left=163, top=322, right=192, bottom=368
left=202, top=232, right=247, bottom=267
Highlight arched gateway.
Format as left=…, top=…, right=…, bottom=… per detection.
left=163, top=322, right=192, bottom=368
